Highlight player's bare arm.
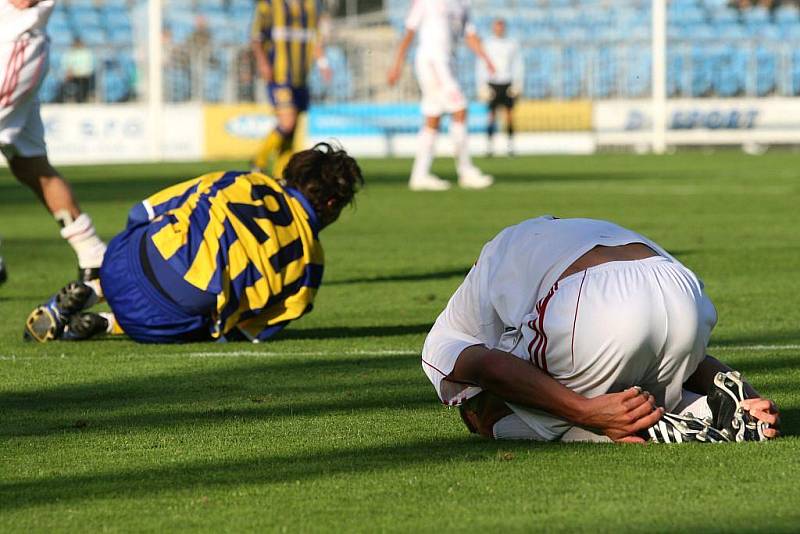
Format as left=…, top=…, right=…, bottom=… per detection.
left=387, top=30, right=415, bottom=86
left=464, top=32, right=495, bottom=77
left=251, top=38, right=272, bottom=82
left=684, top=354, right=781, bottom=438
left=10, top=0, right=41, bottom=9
left=449, top=345, right=664, bottom=443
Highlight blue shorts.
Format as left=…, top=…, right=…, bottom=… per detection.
left=268, top=83, right=310, bottom=113
left=100, top=224, right=215, bottom=343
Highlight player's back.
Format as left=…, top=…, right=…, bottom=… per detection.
left=0, top=0, right=54, bottom=42
left=474, top=217, right=674, bottom=331
left=251, top=0, right=321, bottom=86
left=145, top=170, right=324, bottom=338
left=406, top=0, right=470, bottom=61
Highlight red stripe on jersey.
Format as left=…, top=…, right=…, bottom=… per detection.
left=570, top=271, right=588, bottom=368
left=2, top=40, right=28, bottom=106
left=0, top=41, right=22, bottom=106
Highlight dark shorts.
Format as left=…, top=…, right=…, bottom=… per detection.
left=268, top=83, right=310, bottom=112
left=100, top=224, right=216, bottom=343
left=488, top=83, right=515, bottom=111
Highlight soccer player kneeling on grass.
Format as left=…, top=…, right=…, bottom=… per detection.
left=422, top=216, right=780, bottom=443
left=24, top=143, right=363, bottom=344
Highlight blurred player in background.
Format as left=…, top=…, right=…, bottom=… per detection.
left=24, top=143, right=363, bottom=344
left=477, top=18, right=522, bottom=157
left=388, top=0, right=495, bottom=191
left=0, top=0, right=106, bottom=284
left=250, top=0, right=331, bottom=178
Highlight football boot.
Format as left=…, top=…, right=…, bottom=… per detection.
left=708, top=371, right=769, bottom=442
left=24, top=281, right=97, bottom=342
left=642, top=412, right=729, bottom=443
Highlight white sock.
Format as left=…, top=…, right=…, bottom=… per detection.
left=450, top=120, right=473, bottom=174
left=410, top=126, right=437, bottom=182
left=675, top=390, right=712, bottom=420
left=60, top=213, right=107, bottom=269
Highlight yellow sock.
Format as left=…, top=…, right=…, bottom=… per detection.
left=252, top=129, right=285, bottom=170
left=100, top=312, right=125, bottom=335
left=272, top=133, right=296, bottom=179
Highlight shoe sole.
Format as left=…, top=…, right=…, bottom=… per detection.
left=24, top=306, right=59, bottom=343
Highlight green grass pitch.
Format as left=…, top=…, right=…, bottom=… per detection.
left=2, top=152, right=799, bottom=532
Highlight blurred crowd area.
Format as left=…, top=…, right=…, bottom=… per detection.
left=42, top=0, right=800, bottom=104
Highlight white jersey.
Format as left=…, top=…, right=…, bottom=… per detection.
left=479, top=36, right=523, bottom=89
left=422, top=217, right=718, bottom=442
left=0, top=0, right=54, bottom=42
left=405, top=0, right=475, bottom=61
left=421, top=216, right=681, bottom=405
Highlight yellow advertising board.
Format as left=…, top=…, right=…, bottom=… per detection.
left=513, top=100, right=593, bottom=132
left=203, top=104, right=311, bottom=160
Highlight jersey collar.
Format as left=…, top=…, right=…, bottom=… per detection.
left=285, top=186, right=321, bottom=236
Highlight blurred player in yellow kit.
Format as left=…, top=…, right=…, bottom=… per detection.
left=250, top=0, right=331, bottom=178
left=24, top=144, right=363, bottom=344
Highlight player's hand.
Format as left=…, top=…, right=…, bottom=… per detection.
left=741, top=397, right=781, bottom=439
left=258, top=62, right=273, bottom=82
left=484, top=58, right=496, bottom=77
left=10, top=0, right=39, bottom=8
left=580, top=387, right=664, bottom=443
left=320, top=65, right=332, bottom=84
left=387, top=64, right=402, bottom=87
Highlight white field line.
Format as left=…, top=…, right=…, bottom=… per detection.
left=1, top=345, right=798, bottom=362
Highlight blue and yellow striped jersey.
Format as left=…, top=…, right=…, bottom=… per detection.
left=251, top=0, right=322, bottom=87
left=131, top=171, right=323, bottom=341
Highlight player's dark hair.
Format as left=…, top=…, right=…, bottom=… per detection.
left=282, top=142, right=364, bottom=228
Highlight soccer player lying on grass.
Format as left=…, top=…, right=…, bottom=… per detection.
left=24, top=143, right=363, bottom=344
left=422, top=216, right=780, bottom=443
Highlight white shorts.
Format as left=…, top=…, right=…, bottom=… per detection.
left=508, top=256, right=717, bottom=440
left=423, top=256, right=718, bottom=441
left=0, top=34, right=49, bottom=160
left=414, top=54, right=467, bottom=117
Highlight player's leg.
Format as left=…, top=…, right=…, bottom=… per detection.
left=272, top=86, right=309, bottom=178
left=504, top=104, right=515, bottom=156
left=410, top=115, right=450, bottom=191
left=486, top=93, right=498, bottom=157
left=408, top=57, right=449, bottom=190
left=252, top=84, right=298, bottom=176
left=8, top=154, right=107, bottom=281
left=1, top=36, right=106, bottom=282
left=429, top=62, right=492, bottom=189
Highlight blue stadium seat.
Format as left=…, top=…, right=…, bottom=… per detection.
left=755, top=47, right=777, bottom=96
left=523, top=47, right=558, bottom=99
left=561, top=47, right=587, bottom=99
left=775, top=4, right=800, bottom=24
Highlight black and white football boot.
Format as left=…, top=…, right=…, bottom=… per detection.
left=64, top=312, right=109, bottom=341
left=0, top=254, right=7, bottom=286
left=708, top=370, right=769, bottom=442
left=642, top=412, right=729, bottom=443
left=24, top=281, right=98, bottom=342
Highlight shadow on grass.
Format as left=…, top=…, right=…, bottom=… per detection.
left=274, top=323, right=431, bottom=340
left=0, top=352, right=433, bottom=439
left=0, top=435, right=563, bottom=510
left=326, top=267, right=470, bottom=286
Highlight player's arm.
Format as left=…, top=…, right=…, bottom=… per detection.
left=464, top=30, right=495, bottom=76
left=684, top=354, right=780, bottom=437
left=449, top=345, right=664, bottom=443
left=387, top=29, right=415, bottom=86
left=10, top=0, right=41, bottom=9
left=251, top=3, right=273, bottom=82
left=313, top=10, right=332, bottom=83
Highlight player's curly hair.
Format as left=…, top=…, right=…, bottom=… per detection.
left=282, top=142, right=364, bottom=228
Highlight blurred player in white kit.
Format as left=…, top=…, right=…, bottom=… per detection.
left=477, top=18, right=522, bottom=157
left=388, top=0, right=495, bottom=191
left=423, top=216, right=780, bottom=443
left=0, top=0, right=106, bottom=285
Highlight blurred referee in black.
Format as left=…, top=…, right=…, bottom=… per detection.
left=478, top=18, right=523, bottom=157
